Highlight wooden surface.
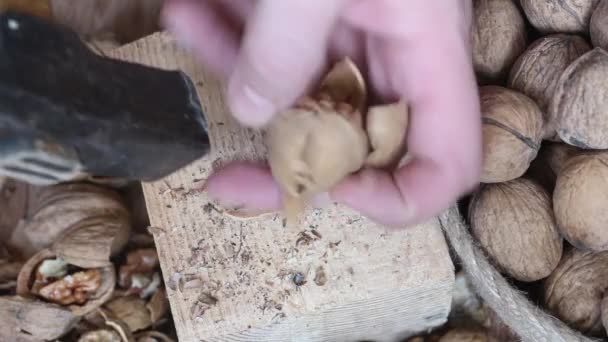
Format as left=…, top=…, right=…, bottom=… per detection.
left=110, top=32, right=455, bottom=342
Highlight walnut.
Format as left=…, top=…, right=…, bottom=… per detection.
left=508, top=34, right=590, bottom=139
left=469, top=178, right=562, bottom=282
left=520, top=0, right=600, bottom=34
left=479, top=86, right=543, bottom=183
left=551, top=48, right=608, bottom=149
left=553, top=153, right=608, bottom=251
left=591, top=0, right=608, bottom=50
left=266, top=58, right=408, bottom=221
left=472, top=0, right=527, bottom=82
left=543, top=143, right=582, bottom=176
left=17, top=249, right=116, bottom=316
left=525, top=142, right=582, bottom=192
left=38, top=269, right=102, bottom=306
left=544, top=248, right=608, bottom=335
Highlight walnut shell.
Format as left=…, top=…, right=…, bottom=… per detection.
left=266, top=58, right=369, bottom=203
left=469, top=178, right=562, bottom=282
left=508, top=34, right=591, bottom=139
left=135, top=331, right=175, bottom=342
left=78, top=329, right=123, bottom=342
left=544, top=248, right=608, bottom=335
left=10, top=183, right=131, bottom=258
left=17, top=249, right=116, bottom=316
left=266, top=105, right=368, bottom=200
left=104, top=295, right=153, bottom=332
left=0, top=295, right=79, bottom=341
left=553, top=153, right=608, bottom=251
left=438, top=329, right=491, bottom=342
left=52, top=214, right=131, bottom=268
left=365, top=101, right=409, bottom=168
left=479, top=86, right=543, bottom=183
left=520, top=0, right=600, bottom=34
left=551, top=48, right=608, bottom=149
left=591, top=0, right=608, bottom=50
left=472, top=0, right=527, bottom=82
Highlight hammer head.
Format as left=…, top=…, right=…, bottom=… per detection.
left=0, top=11, right=210, bottom=185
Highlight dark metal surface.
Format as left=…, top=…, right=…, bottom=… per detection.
left=0, top=11, right=210, bottom=182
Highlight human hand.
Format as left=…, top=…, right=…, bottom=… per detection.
left=162, top=0, right=482, bottom=227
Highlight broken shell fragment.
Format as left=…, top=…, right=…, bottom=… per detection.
left=366, top=101, right=409, bottom=168
left=78, top=329, right=123, bottom=342
left=104, top=296, right=153, bottom=332
left=0, top=296, right=79, bottom=341
left=52, top=215, right=132, bottom=268
left=135, top=331, right=175, bottom=342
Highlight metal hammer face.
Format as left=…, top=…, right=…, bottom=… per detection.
left=0, top=11, right=210, bottom=185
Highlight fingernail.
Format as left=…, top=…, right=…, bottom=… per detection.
left=228, top=71, right=277, bottom=127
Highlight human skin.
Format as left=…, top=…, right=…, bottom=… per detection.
left=162, top=0, right=482, bottom=228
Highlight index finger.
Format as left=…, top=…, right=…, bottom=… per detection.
left=227, top=0, right=347, bottom=127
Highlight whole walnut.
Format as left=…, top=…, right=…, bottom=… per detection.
left=520, top=0, right=600, bottom=34
left=591, top=0, right=608, bottom=50
left=479, top=86, right=543, bottom=183
left=551, top=48, right=608, bottom=149
left=469, top=178, right=562, bottom=282
left=525, top=142, right=581, bottom=192
left=472, top=0, right=527, bottom=82
left=553, top=153, right=608, bottom=251
left=544, top=248, right=608, bottom=336
left=508, top=34, right=590, bottom=140
left=544, top=143, right=582, bottom=175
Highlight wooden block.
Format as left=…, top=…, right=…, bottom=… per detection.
left=110, top=32, right=455, bottom=342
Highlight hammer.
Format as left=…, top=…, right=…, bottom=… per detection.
left=0, top=7, right=210, bottom=185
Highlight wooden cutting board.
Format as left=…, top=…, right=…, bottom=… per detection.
left=110, top=32, right=455, bottom=342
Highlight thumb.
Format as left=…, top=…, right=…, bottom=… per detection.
left=227, top=0, right=346, bottom=127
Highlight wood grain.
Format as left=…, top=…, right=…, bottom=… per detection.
left=110, top=32, right=455, bottom=342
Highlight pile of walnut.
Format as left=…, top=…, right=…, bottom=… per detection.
left=266, top=58, right=408, bottom=222
left=0, top=180, right=175, bottom=342
left=435, top=0, right=608, bottom=340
